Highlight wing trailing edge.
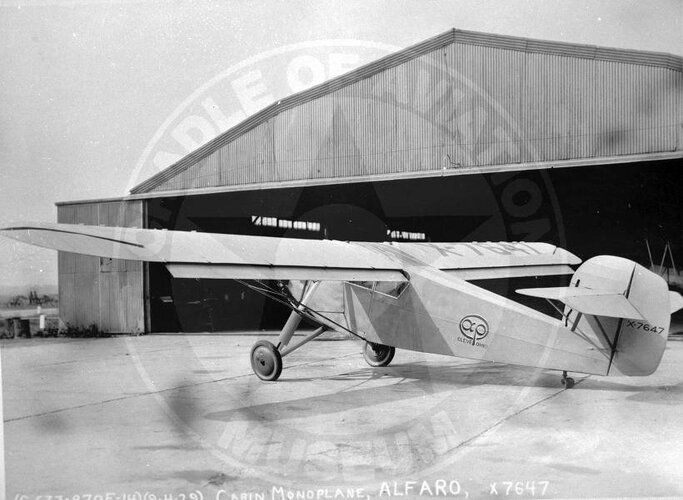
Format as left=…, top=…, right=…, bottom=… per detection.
left=166, top=263, right=407, bottom=282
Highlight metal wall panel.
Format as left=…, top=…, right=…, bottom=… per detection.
left=57, top=200, right=145, bottom=333
left=141, top=31, right=682, bottom=194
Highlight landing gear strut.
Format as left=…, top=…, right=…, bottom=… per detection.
left=249, top=281, right=327, bottom=382
left=561, top=370, right=575, bottom=389
left=363, top=342, right=396, bottom=367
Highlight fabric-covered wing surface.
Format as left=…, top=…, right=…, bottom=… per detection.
left=359, top=241, right=580, bottom=279
left=0, top=222, right=407, bottom=281
left=1, top=223, right=581, bottom=282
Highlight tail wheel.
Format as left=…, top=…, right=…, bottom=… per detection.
left=561, top=371, right=575, bottom=389
left=363, top=342, right=395, bottom=367
left=250, top=340, right=283, bottom=381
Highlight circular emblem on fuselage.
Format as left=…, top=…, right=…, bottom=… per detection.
left=459, top=314, right=490, bottom=342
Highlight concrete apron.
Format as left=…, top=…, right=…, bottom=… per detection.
left=2, top=333, right=683, bottom=498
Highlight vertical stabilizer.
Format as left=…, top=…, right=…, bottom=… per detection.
left=572, top=256, right=669, bottom=376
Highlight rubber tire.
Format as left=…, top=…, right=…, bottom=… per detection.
left=250, top=340, right=283, bottom=381
left=561, top=377, right=575, bottom=389
left=363, top=342, right=396, bottom=367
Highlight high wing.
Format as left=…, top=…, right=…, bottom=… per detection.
left=0, top=222, right=580, bottom=281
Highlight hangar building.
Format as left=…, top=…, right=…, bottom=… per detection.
left=56, top=29, right=683, bottom=334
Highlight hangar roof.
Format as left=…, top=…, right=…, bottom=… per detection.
left=123, top=28, right=682, bottom=197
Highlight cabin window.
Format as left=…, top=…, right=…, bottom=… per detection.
left=348, top=281, right=409, bottom=299
left=350, top=281, right=374, bottom=290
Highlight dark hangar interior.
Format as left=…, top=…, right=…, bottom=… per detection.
left=55, top=29, right=683, bottom=333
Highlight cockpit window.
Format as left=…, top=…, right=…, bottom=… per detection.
left=351, top=281, right=374, bottom=290
left=348, top=281, right=409, bottom=299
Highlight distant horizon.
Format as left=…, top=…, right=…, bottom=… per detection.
left=0, top=283, right=58, bottom=298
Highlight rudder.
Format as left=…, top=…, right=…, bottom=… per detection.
left=572, top=256, right=669, bottom=376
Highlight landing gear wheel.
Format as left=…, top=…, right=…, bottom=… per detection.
left=363, top=342, right=395, bottom=367
left=250, top=340, right=283, bottom=381
left=561, top=371, right=575, bottom=389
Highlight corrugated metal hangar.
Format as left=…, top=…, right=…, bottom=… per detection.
left=56, top=29, right=683, bottom=334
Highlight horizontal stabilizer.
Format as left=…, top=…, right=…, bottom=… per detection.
left=671, top=291, right=683, bottom=314
left=516, top=286, right=645, bottom=320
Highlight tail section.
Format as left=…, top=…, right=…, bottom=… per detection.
left=599, top=257, right=670, bottom=375
left=518, top=256, right=671, bottom=376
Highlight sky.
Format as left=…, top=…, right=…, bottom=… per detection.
left=0, top=0, right=681, bottom=291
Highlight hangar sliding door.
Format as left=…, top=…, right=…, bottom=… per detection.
left=57, top=200, right=145, bottom=334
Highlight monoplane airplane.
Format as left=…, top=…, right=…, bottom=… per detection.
left=2, top=222, right=681, bottom=387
